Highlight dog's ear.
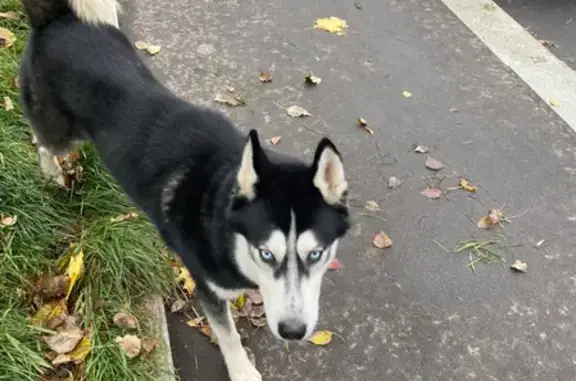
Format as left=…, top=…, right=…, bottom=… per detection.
left=236, top=129, right=265, bottom=200
left=311, top=138, right=347, bottom=205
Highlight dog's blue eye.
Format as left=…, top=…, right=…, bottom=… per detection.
left=307, top=250, right=323, bottom=263
left=259, top=249, right=275, bottom=263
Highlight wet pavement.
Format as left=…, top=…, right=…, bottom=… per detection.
left=124, top=0, right=576, bottom=380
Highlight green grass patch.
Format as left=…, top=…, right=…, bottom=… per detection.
left=0, top=2, right=174, bottom=380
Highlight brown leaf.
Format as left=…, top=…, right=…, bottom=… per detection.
left=214, top=92, right=245, bottom=107
left=66, top=331, right=92, bottom=363
left=259, top=71, right=272, bottom=83
left=358, top=118, right=374, bottom=135
left=373, top=231, right=392, bottom=249
left=115, top=334, right=142, bottom=358
left=245, top=289, right=263, bottom=305
left=305, top=72, right=322, bottom=85
left=1, top=214, right=17, bottom=227
left=286, top=105, right=311, bottom=117
left=0, top=11, right=21, bottom=20
left=3, top=96, right=14, bottom=111
left=109, top=212, right=138, bottom=223
left=421, top=187, right=442, bottom=199
left=328, top=258, right=342, bottom=270
left=269, top=136, right=282, bottom=145
left=364, top=200, right=381, bottom=211
left=141, top=337, right=160, bottom=355
left=199, top=325, right=218, bottom=344
left=510, top=260, right=527, bottom=273
left=37, top=275, right=70, bottom=299
left=425, top=156, right=444, bottom=171
left=0, top=27, right=16, bottom=48
left=42, top=321, right=83, bottom=354
left=51, top=354, right=72, bottom=366
left=170, top=299, right=186, bottom=313
left=248, top=316, right=267, bottom=328
left=112, top=311, right=139, bottom=330
left=30, top=300, right=68, bottom=327
left=477, top=209, right=505, bottom=229
left=459, top=178, right=477, bottom=192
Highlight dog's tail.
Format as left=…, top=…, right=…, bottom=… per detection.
left=22, top=0, right=120, bottom=29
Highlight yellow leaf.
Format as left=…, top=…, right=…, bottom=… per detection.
left=66, top=250, right=84, bottom=299
left=67, top=335, right=92, bottom=363
left=307, top=330, right=333, bottom=346
left=459, top=178, right=477, bottom=192
left=269, top=136, right=282, bottom=145
left=0, top=27, right=16, bottom=48
left=305, top=73, right=322, bottom=85
left=402, top=90, right=412, bottom=98
left=549, top=96, right=559, bottom=107
left=314, top=17, right=348, bottom=35
left=134, top=40, right=161, bottom=55
left=176, top=266, right=195, bottom=294
left=186, top=317, right=204, bottom=327
left=233, top=295, right=246, bottom=309
left=30, top=300, right=67, bottom=327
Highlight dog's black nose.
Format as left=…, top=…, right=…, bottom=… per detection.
left=278, top=320, right=307, bottom=340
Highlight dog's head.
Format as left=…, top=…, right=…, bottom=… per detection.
left=229, top=130, right=350, bottom=341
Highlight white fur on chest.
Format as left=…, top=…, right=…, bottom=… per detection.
left=206, top=280, right=247, bottom=300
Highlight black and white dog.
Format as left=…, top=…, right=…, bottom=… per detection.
left=19, top=0, right=350, bottom=380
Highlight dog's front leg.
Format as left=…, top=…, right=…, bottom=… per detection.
left=199, top=293, right=262, bottom=381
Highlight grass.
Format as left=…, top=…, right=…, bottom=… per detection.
left=0, top=1, right=175, bottom=380
left=454, top=238, right=506, bottom=272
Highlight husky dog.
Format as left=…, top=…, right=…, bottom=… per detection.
left=19, top=0, right=350, bottom=380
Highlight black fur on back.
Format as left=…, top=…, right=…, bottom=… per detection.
left=19, top=6, right=350, bottom=297
left=22, top=0, right=70, bottom=28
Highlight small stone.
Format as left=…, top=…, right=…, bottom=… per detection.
left=388, top=177, right=402, bottom=189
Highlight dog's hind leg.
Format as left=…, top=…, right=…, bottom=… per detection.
left=199, top=293, right=262, bottom=381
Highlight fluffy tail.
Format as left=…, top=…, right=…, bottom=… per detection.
left=22, top=0, right=120, bottom=29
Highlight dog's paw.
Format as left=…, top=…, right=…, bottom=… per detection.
left=226, top=348, right=262, bottom=381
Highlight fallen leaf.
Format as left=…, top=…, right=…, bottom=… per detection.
left=459, top=178, right=477, bottom=192
left=373, top=231, right=392, bottom=249
left=170, top=299, right=186, bottom=313
left=141, top=337, right=160, bottom=355
left=65, top=250, right=84, bottom=299
left=536, top=239, right=545, bottom=248
left=425, top=156, right=444, bottom=171
left=13, top=76, right=19, bottom=89
left=421, top=187, right=442, bottom=199
left=112, top=311, right=139, bottom=330
left=358, top=117, right=374, bottom=135
left=1, top=214, right=17, bottom=227
left=286, top=105, right=311, bottom=117
left=186, top=317, right=204, bottom=327
left=549, top=97, right=559, bottom=107
left=477, top=209, right=505, bottom=229
left=483, top=3, right=497, bottom=11
left=449, top=107, right=458, bottom=113
left=0, top=11, right=21, bottom=20
left=245, top=289, right=263, bottom=305
left=134, top=40, right=161, bottom=55
left=259, top=71, right=272, bottom=83
left=307, top=330, right=333, bottom=346
left=364, top=200, right=381, bottom=211
left=3, top=96, right=14, bottom=111
left=42, top=321, right=83, bottom=354
left=305, top=72, right=322, bottom=85
left=413, top=144, right=429, bottom=154
left=328, top=258, right=342, bottom=270
left=269, top=136, right=282, bottom=145
left=388, top=177, right=402, bottom=189
left=37, top=275, right=70, bottom=299
left=0, top=27, right=16, bottom=48
left=539, top=39, right=558, bottom=48
left=109, top=212, right=138, bottom=223
left=233, top=295, right=247, bottom=310
left=214, top=92, right=245, bottom=107
left=314, top=17, right=348, bottom=35
left=248, top=316, right=267, bottom=328
left=402, top=90, right=412, bottom=98
left=115, top=334, right=142, bottom=358
left=66, top=332, right=92, bottom=363
left=176, top=266, right=196, bottom=294
left=199, top=325, right=218, bottom=344
left=31, top=300, right=68, bottom=327
left=51, top=354, right=72, bottom=366
left=510, top=260, right=527, bottom=273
